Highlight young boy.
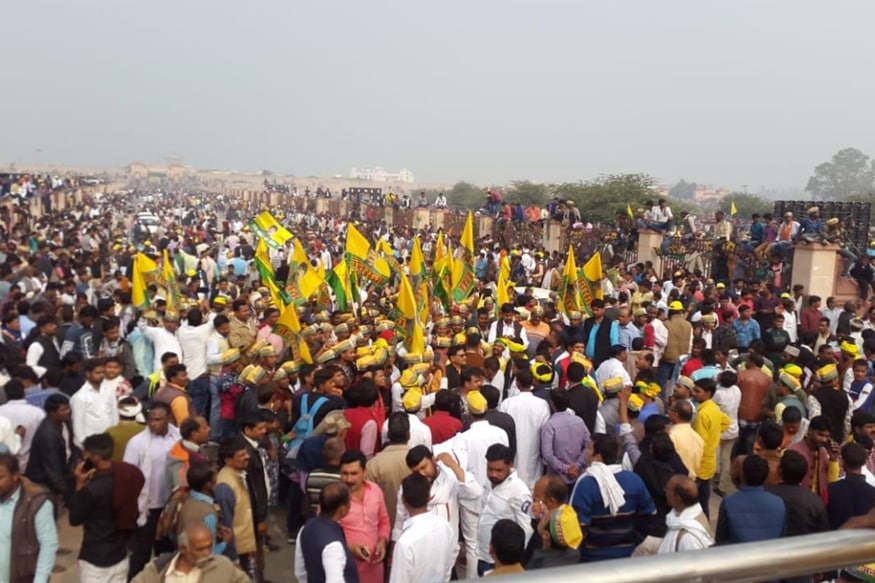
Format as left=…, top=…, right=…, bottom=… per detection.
left=101, top=356, right=133, bottom=397
left=848, top=359, right=875, bottom=414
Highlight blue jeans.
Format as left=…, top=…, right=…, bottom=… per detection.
left=477, top=561, right=495, bottom=577
left=188, top=376, right=210, bottom=418
left=656, top=361, right=677, bottom=400
left=208, top=376, right=222, bottom=437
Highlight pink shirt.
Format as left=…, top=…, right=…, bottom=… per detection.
left=340, top=480, right=391, bottom=583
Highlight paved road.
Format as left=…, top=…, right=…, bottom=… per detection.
left=51, top=507, right=294, bottom=582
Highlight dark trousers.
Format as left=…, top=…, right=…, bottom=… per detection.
left=696, top=477, right=711, bottom=520
left=656, top=361, right=676, bottom=397
left=285, top=475, right=306, bottom=536
left=127, top=507, right=174, bottom=581
left=188, top=375, right=211, bottom=417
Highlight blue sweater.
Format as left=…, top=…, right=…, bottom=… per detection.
left=716, top=486, right=785, bottom=544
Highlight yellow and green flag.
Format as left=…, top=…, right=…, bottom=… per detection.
left=451, top=211, right=476, bottom=302
left=558, top=245, right=582, bottom=316
left=161, top=249, right=181, bottom=313
left=276, top=302, right=313, bottom=364
left=131, top=253, right=158, bottom=309
left=578, top=251, right=604, bottom=316
left=248, top=211, right=292, bottom=249
left=394, top=272, right=426, bottom=355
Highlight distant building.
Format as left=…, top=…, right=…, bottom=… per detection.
left=694, top=186, right=730, bottom=202
left=127, top=161, right=189, bottom=182
left=349, top=166, right=415, bottom=183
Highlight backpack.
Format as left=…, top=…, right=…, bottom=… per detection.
left=155, top=485, right=190, bottom=541
left=282, top=393, right=328, bottom=476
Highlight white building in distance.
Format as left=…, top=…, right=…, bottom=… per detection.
left=349, top=166, right=415, bottom=183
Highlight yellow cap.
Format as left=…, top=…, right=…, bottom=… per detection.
left=402, top=388, right=423, bottom=412
left=842, top=340, right=859, bottom=356
left=466, top=390, right=488, bottom=415
left=782, top=363, right=803, bottom=378
left=219, top=348, right=241, bottom=365
left=400, top=369, right=423, bottom=388
left=549, top=505, right=583, bottom=550
left=531, top=363, right=553, bottom=383
left=669, top=301, right=684, bottom=311
left=817, top=363, right=839, bottom=382
left=601, top=376, right=624, bottom=393
left=627, top=394, right=644, bottom=412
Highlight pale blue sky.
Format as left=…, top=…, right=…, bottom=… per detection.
left=5, top=0, right=875, bottom=190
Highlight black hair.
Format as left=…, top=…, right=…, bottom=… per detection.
left=490, top=519, right=525, bottom=565
left=485, top=443, right=513, bottom=464
left=405, top=444, right=433, bottom=469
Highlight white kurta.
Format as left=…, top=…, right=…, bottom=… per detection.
left=70, top=382, right=119, bottom=448
left=453, top=421, right=509, bottom=496
left=381, top=413, right=432, bottom=450
left=390, top=512, right=456, bottom=583
left=499, top=392, right=550, bottom=488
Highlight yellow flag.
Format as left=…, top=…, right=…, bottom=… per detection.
left=559, top=245, right=581, bottom=315
left=730, top=201, right=738, bottom=216
left=345, top=223, right=371, bottom=260
left=276, top=303, right=312, bottom=363
left=580, top=251, right=605, bottom=310
left=460, top=211, right=474, bottom=255
left=397, top=273, right=425, bottom=355
left=131, top=253, right=157, bottom=308
left=496, top=251, right=511, bottom=309
left=627, top=203, right=634, bottom=219
left=162, top=249, right=179, bottom=312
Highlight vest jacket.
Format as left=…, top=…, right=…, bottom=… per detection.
left=344, top=406, right=379, bottom=453
left=34, top=334, right=61, bottom=372
left=583, top=316, right=614, bottom=368
left=216, top=466, right=256, bottom=554
left=153, top=384, right=195, bottom=424
left=10, top=478, right=51, bottom=583
left=663, top=315, right=693, bottom=364
left=299, top=516, right=359, bottom=583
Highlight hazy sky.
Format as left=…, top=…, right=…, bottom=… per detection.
left=6, top=1, right=875, bottom=190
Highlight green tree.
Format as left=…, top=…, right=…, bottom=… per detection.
left=445, top=181, right=487, bottom=210
left=554, top=173, right=665, bottom=224
left=503, top=180, right=550, bottom=205
left=669, top=179, right=696, bottom=200
left=723, top=192, right=773, bottom=218
left=806, top=147, right=875, bottom=200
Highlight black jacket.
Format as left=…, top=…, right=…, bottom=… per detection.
left=68, top=472, right=129, bottom=566
left=243, top=436, right=269, bottom=524
left=827, top=474, right=875, bottom=530
left=26, top=418, right=78, bottom=498
left=767, top=483, right=829, bottom=536
left=566, top=382, right=599, bottom=434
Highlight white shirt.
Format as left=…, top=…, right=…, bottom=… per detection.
left=0, top=415, right=21, bottom=456
left=138, top=320, right=183, bottom=374
left=381, top=413, right=432, bottom=450
left=476, top=471, right=533, bottom=562
left=391, top=460, right=481, bottom=545
left=293, top=527, right=348, bottom=583
left=0, top=399, right=45, bottom=470
left=70, top=382, right=119, bottom=448
left=123, top=427, right=181, bottom=516
left=782, top=311, right=799, bottom=343
left=164, top=554, right=202, bottom=583
left=390, top=512, right=456, bottom=583
left=712, top=385, right=741, bottom=440
left=487, top=320, right=529, bottom=348
left=453, top=421, right=509, bottom=504
left=177, top=322, right=213, bottom=378
left=652, top=206, right=673, bottom=223
left=594, top=358, right=633, bottom=390
left=498, top=393, right=550, bottom=489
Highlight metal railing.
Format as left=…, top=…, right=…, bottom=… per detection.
left=499, top=530, right=875, bottom=583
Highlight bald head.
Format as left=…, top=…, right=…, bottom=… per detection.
left=178, top=523, right=213, bottom=567
left=666, top=475, right=699, bottom=512
left=673, top=399, right=694, bottom=422
left=533, top=475, right=568, bottom=511
left=320, top=481, right=351, bottom=521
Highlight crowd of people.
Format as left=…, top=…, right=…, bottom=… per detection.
left=1, top=184, right=875, bottom=583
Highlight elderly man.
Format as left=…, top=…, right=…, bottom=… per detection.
left=132, top=524, right=248, bottom=583
left=657, top=474, right=713, bottom=553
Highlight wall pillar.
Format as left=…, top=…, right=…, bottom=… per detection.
left=791, top=243, right=840, bottom=302
left=637, top=230, right=664, bottom=274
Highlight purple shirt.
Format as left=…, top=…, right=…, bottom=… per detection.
left=540, top=410, right=590, bottom=484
